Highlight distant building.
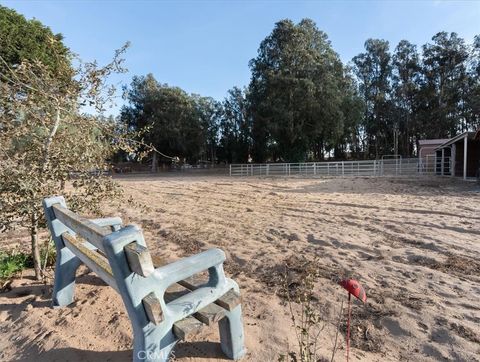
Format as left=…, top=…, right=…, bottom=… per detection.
left=418, top=139, right=449, bottom=174
left=434, top=131, right=480, bottom=180
left=418, top=139, right=450, bottom=159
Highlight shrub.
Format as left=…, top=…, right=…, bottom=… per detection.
left=0, top=250, right=31, bottom=281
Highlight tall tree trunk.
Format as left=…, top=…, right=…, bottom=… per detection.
left=32, top=107, right=61, bottom=281
left=31, top=213, right=42, bottom=280
left=151, top=152, right=158, bottom=173
left=42, top=108, right=61, bottom=170
left=394, top=125, right=398, bottom=157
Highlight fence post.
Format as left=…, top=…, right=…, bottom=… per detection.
left=327, top=163, right=329, bottom=176
left=373, top=160, right=376, bottom=176
left=313, top=163, right=316, bottom=176
left=342, top=162, right=344, bottom=177
left=229, top=164, right=232, bottom=177
left=266, top=164, right=269, bottom=176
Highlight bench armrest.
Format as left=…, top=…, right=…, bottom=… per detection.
left=90, top=217, right=123, bottom=231
left=153, top=248, right=226, bottom=289
left=152, top=248, right=234, bottom=320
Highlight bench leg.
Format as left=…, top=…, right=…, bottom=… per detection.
left=52, top=247, right=81, bottom=307
left=219, top=304, right=246, bottom=360
left=133, top=327, right=177, bottom=362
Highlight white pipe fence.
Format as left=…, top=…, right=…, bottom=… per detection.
left=229, top=157, right=450, bottom=177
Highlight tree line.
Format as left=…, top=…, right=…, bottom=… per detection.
left=121, top=19, right=480, bottom=165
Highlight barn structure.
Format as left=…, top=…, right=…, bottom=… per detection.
left=418, top=139, right=449, bottom=173
left=434, top=131, right=480, bottom=180
left=418, top=139, right=449, bottom=159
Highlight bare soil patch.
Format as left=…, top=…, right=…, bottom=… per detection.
left=1, top=175, right=479, bottom=361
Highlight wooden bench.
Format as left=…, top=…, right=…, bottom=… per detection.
left=43, top=196, right=246, bottom=362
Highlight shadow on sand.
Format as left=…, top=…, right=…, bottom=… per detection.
left=15, top=341, right=228, bottom=361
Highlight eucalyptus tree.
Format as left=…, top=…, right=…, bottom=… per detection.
left=121, top=75, right=207, bottom=167
left=219, top=87, right=251, bottom=163
left=192, top=95, right=223, bottom=163
left=119, top=74, right=158, bottom=153
left=334, top=69, right=364, bottom=159
left=352, top=39, right=393, bottom=158
left=392, top=40, right=421, bottom=156
left=248, top=19, right=348, bottom=162
left=419, top=32, right=469, bottom=137
left=463, top=35, right=480, bottom=130
left=0, top=5, right=70, bottom=77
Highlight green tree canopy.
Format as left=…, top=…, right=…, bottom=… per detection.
left=219, top=87, right=251, bottom=163
left=248, top=19, right=353, bottom=162
left=392, top=40, right=421, bottom=156
left=119, top=20, right=479, bottom=163
left=419, top=32, right=469, bottom=137
left=121, top=74, right=218, bottom=166
left=0, top=5, right=71, bottom=75
left=352, top=39, right=393, bottom=158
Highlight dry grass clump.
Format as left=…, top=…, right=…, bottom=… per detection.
left=278, top=257, right=335, bottom=362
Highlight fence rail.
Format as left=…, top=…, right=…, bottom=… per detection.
left=230, top=157, right=449, bottom=177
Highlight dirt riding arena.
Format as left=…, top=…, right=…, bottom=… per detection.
left=1, top=175, right=479, bottom=361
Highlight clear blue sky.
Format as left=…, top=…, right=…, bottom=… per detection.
left=3, top=0, right=480, bottom=112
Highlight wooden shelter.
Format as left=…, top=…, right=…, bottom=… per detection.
left=434, top=131, right=480, bottom=180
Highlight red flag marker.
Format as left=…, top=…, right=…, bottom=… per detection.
left=339, top=279, right=367, bottom=303
left=338, top=279, right=367, bottom=362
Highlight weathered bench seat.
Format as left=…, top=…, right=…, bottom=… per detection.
left=43, top=196, right=246, bottom=362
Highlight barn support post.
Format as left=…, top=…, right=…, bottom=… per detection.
left=441, top=148, right=445, bottom=176
left=463, top=135, right=468, bottom=180
left=451, top=144, right=456, bottom=177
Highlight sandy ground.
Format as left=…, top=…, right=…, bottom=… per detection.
left=1, top=175, right=480, bottom=362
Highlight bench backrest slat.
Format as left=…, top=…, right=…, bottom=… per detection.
left=52, top=204, right=109, bottom=253
left=62, top=232, right=118, bottom=291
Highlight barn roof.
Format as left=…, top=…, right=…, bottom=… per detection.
left=418, top=139, right=449, bottom=146
left=418, top=138, right=449, bottom=146
left=434, top=131, right=476, bottom=150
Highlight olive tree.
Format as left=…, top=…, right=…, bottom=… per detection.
left=0, top=40, right=136, bottom=280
